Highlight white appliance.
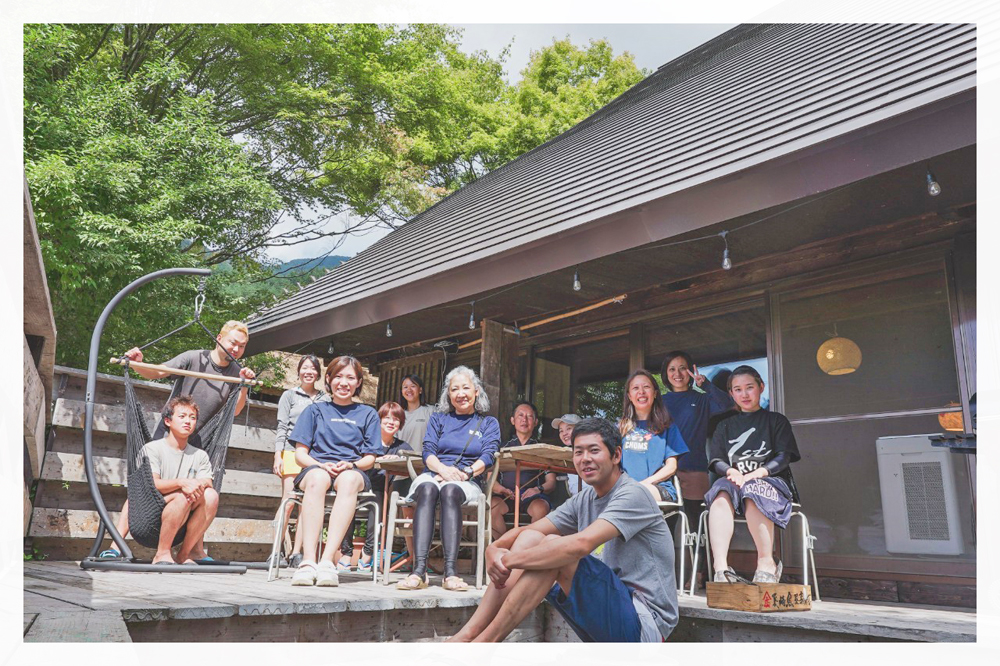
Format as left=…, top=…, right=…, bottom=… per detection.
left=876, top=434, right=963, bottom=556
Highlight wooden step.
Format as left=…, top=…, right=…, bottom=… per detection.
left=39, top=452, right=282, bottom=498
left=52, top=398, right=277, bottom=453
left=29, top=508, right=275, bottom=544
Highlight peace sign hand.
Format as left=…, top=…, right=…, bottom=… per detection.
left=687, top=364, right=707, bottom=387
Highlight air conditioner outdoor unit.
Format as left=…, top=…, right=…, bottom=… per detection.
left=876, top=434, right=963, bottom=556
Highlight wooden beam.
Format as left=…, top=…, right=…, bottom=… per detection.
left=24, top=336, right=47, bottom=479
left=479, top=320, right=504, bottom=421
left=40, top=452, right=282, bottom=498
left=628, top=322, right=645, bottom=373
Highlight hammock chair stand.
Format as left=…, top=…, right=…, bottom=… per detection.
left=79, top=268, right=247, bottom=574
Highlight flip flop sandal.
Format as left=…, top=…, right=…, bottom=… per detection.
left=336, top=557, right=353, bottom=571
left=752, top=560, right=783, bottom=584
left=98, top=549, right=121, bottom=559
left=395, top=574, right=428, bottom=591
left=442, top=576, right=470, bottom=592
left=357, top=556, right=374, bottom=573
left=723, top=569, right=753, bottom=585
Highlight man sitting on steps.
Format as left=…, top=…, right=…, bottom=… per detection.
left=143, top=396, right=219, bottom=565
left=448, top=417, right=678, bottom=643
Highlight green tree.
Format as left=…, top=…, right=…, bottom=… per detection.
left=493, top=38, right=646, bottom=166
left=24, top=24, right=646, bottom=374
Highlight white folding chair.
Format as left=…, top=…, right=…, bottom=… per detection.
left=267, top=488, right=381, bottom=583
left=655, top=477, right=695, bottom=596
left=381, top=458, right=501, bottom=589
left=691, top=501, right=820, bottom=600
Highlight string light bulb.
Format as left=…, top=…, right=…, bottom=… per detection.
left=926, top=169, right=941, bottom=196
left=720, top=231, right=732, bottom=270
left=469, top=302, right=476, bottom=330
left=327, top=341, right=335, bottom=355
left=573, top=268, right=582, bottom=292
left=386, top=320, right=393, bottom=338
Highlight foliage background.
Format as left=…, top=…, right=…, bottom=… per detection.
left=24, top=23, right=646, bottom=384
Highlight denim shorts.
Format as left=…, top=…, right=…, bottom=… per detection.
left=544, top=555, right=642, bottom=642
left=293, top=465, right=372, bottom=493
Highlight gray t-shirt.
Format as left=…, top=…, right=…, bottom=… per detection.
left=152, top=349, right=243, bottom=439
left=400, top=404, right=434, bottom=454
left=546, top=472, right=678, bottom=641
left=275, top=387, right=330, bottom=452
left=142, top=438, right=213, bottom=481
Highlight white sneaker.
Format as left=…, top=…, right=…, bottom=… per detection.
left=315, top=561, right=340, bottom=587
left=291, top=562, right=318, bottom=586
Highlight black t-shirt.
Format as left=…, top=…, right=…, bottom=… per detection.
left=371, top=436, right=412, bottom=491
left=708, top=409, right=801, bottom=498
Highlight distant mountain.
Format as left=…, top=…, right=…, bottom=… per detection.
left=277, top=255, right=349, bottom=274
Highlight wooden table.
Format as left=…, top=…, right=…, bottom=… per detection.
left=501, top=444, right=576, bottom=528
left=373, top=445, right=577, bottom=546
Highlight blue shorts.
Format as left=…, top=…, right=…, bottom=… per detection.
left=544, top=555, right=641, bottom=642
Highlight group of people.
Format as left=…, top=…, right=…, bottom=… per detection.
left=100, top=319, right=802, bottom=643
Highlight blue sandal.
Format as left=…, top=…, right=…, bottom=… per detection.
left=98, top=549, right=121, bottom=559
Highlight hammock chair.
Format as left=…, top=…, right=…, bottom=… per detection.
left=122, top=365, right=240, bottom=549
left=80, top=268, right=255, bottom=573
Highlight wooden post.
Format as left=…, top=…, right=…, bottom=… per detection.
left=480, top=319, right=520, bottom=438
left=629, top=323, right=645, bottom=373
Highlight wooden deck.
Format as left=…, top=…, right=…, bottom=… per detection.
left=24, top=561, right=975, bottom=642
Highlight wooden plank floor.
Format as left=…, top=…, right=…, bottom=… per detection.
left=23, top=562, right=976, bottom=642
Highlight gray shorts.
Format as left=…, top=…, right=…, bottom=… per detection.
left=705, top=476, right=793, bottom=529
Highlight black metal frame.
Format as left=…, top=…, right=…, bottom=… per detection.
left=79, top=268, right=246, bottom=574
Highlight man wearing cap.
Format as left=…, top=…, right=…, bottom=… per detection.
left=551, top=414, right=583, bottom=505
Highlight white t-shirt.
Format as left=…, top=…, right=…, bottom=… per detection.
left=142, top=438, right=213, bottom=481
left=400, top=404, right=434, bottom=454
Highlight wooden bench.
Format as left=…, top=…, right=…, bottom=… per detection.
left=27, top=366, right=281, bottom=562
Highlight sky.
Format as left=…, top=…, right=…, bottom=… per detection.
left=265, top=23, right=735, bottom=263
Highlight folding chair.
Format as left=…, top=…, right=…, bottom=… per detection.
left=267, top=488, right=381, bottom=582
left=655, top=477, right=695, bottom=596
left=381, top=458, right=501, bottom=589
left=691, top=501, right=820, bottom=600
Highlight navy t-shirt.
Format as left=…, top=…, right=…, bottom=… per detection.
left=663, top=382, right=735, bottom=473
left=422, top=411, right=500, bottom=471
left=370, top=436, right=413, bottom=489
left=498, top=437, right=546, bottom=491
left=289, top=401, right=382, bottom=463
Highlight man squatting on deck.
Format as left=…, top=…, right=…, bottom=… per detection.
left=448, top=417, right=679, bottom=643
left=143, top=396, right=219, bottom=564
